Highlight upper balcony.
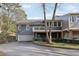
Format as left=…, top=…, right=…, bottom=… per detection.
left=32, top=26, right=62, bottom=32
left=32, top=20, right=63, bottom=32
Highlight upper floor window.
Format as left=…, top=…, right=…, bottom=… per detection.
left=47, top=22, right=49, bottom=26
left=18, top=25, right=30, bottom=31
left=70, top=16, right=79, bottom=22
left=58, top=22, right=61, bottom=27
left=76, top=16, right=79, bottom=21
left=54, top=22, right=57, bottom=26
left=21, top=25, right=26, bottom=31
left=51, top=22, right=54, bottom=26
left=71, top=16, right=75, bottom=22
left=26, top=25, right=30, bottom=31
left=18, top=25, right=26, bottom=32
left=18, top=25, right=21, bottom=31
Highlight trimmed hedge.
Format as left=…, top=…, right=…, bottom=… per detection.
left=34, top=38, right=79, bottom=44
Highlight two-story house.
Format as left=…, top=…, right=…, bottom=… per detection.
left=16, top=13, right=79, bottom=41
left=63, top=13, right=79, bottom=40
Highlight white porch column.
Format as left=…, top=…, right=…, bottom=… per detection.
left=69, top=31, right=73, bottom=39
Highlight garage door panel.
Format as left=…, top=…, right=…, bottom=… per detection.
left=18, top=35, right=33, bottom=41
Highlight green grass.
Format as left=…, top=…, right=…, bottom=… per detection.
left=49, top=42, right=79, bottom=49
left=34, top=41, right=79, bottom=49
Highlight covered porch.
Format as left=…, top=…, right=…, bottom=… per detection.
left=63, top=30, right=79, bottom=40
left=33, top=32, right=62, bottom=41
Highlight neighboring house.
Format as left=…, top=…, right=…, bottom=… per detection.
left=63, top=13, right=79, bottom=40
left=16, top=13, right=79, bottom=41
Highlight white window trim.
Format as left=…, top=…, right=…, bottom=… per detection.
left=18, top=25, right=21, bottom=31
left=57, top=22, right=58, bottom=27
left=51, top=21, right=54, bottom=27
left=57, top=22, right=62, bottom=27
left=76, top=16, right=79, bottom=22
left=60, top=22, right=62, bottom=27
left=71, top=16, right=75, bottom=22
left=26, top=25, right=30, bottom=30
left=54, top=22, right=57, bottom=27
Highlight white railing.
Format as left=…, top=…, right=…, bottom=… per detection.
left=33, top=26, right=45, bottom=30
left=32, top=26, right=62, bottom=31
left=32, top=26, right=48, bottom=32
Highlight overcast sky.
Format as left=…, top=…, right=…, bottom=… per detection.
left=21, top=3, right=79, bottom=19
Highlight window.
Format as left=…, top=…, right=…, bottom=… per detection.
left=54, top=22, right=57, bottom=26
left=71, top=16, right=75, bottom=22
left=21, top=25, right=26, bottom=27
left=70, top=17, right=72, bottom=22
left=76, top=16, right=79, bottom=21
left=18, top=25, right=21, bottom=31
left=51, top=22, right=54, bottom=26
left=26, top=25, right=30, bottom=30
left=58, top=22, right=61, bottom=27
left=47, top=22, right=49, bottom=26
left=21, top=25, right=26, bottom=32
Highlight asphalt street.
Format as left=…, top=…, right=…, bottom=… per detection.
left=0, top=42, right=79, bottom=56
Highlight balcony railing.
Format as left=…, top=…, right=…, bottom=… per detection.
left=33, top=26, right=62, bottom=31
left=51, top=26, right=62, bottom=30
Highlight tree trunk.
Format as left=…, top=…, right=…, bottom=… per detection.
left=49, top=22, right=52, bottom=43
left=49, top=3, right=58, bottom=43
left=42, top=3, right=49, bottom=43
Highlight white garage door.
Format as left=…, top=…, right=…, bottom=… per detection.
left=18, top=35, right=33, bottom=41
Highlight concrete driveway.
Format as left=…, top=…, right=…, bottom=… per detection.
left=0, top=42, right=79, bottom=56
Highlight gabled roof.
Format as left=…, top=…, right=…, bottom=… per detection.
left=16, top=20, right=44, bottom=25
left=63, top=28, right=79, bottom=31
left=16, top=19, right=63, bottom=25
left=64, top=13, right=79, bottom=16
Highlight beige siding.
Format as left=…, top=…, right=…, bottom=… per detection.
left=62, top=20, right=69, bottom=30
left=73, top=31, right=79, bottom=40
left=64, top=32, right=72, bottom=39
left=64, top=31, right=79, bottom=40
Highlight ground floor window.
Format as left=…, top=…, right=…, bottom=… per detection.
left=51, top=32, right=61, bottom=39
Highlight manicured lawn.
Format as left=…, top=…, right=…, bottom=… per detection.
left=49, top=42, right=79, bottom=49
left=34, top=41, right=79, bottom=49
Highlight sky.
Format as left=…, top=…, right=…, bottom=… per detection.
left=21, top=3, right=79, bottom=19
